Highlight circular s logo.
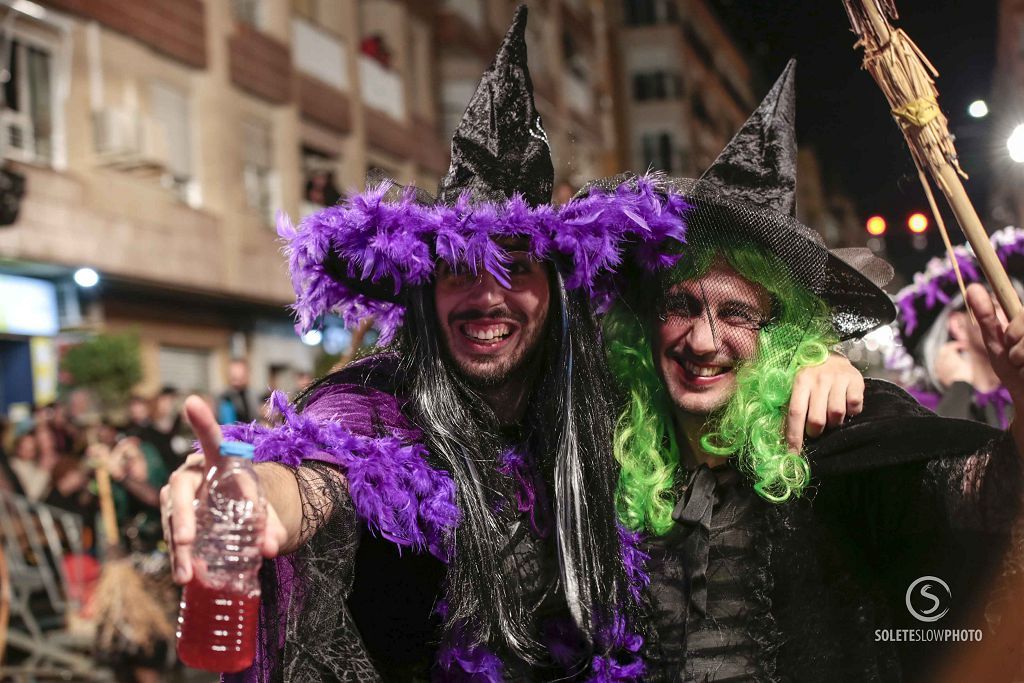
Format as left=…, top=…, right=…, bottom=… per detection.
left=905, top=576, right=951, bottom=623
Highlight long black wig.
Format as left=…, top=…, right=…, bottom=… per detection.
left=397, top=262, right=630, bottom=660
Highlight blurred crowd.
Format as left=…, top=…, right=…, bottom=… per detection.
left=0, top=357, right=314, bottom=555
left=0, top=356, right=313, bottom=681
left=0, top=389, right=189, bottom=554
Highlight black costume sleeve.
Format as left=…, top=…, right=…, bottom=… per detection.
left=807, top=379, right=1023, bottom=652
left=250, top=462, right=380, bottom=682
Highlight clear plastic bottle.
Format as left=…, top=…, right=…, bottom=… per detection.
left=176, top=440, right=265, bottom=673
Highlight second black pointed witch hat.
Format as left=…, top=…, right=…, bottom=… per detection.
left=581, top=60, right=896, bottom=340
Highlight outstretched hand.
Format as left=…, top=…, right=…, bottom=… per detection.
left=967, top=284, right=1024, bottom=448
left=159, top=396, right=287, bottom=584
left=967, top=285, right=1024, bottom=399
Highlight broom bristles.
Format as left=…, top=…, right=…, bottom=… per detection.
left=93, top=557, right=174, bottom=655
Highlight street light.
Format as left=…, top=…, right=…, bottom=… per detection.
left=908, top=212, right=928, bottom=234
left=968, top=100, right=988, bottom=118
left=866, top=215, right=887, bottom=236
left=1008, top=124, right=1024, bottom=163
left=300, top=329, right=323, bottom=346
left=73, top=267, right=99, bottom=288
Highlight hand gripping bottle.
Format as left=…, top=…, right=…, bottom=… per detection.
left=177, top=440, right=266, bottom=673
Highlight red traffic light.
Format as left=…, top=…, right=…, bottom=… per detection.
left=866, top=215, right=887, bottom=236
left=908, top=212, right=929, bottom=233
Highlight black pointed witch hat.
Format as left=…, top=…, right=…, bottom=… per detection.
left=583, top=60, right=896, bottom=340
left=438, top=4, right=553, bottom=206
left=280, top=5, right=683, bottom=341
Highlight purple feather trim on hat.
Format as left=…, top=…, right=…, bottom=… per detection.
left=281, top=175, right=688, bottom=344
left=223, top=390, right=459, bottom=561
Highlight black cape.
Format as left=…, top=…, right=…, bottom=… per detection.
left=644, top=379, right=1022, bottom=682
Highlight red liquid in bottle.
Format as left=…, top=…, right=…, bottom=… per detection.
left=177, top=578, right=260, bottom=673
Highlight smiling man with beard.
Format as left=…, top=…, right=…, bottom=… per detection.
left=160, top=8, right=679, bottom=680
left=594, top=62, right=1024, bottom=681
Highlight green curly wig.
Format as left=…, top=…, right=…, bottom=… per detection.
left=606, top=243, right=837, bottom=535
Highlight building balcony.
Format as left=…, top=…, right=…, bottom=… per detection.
left=359, top=56, right=405, bottom=121
left=292, top=18, right=349, bottom=93
left=0, top=162, right=295, bottom=304
left=436, top=6, right=498, bottom=62
left=38, top=0, right=206, bottom=68
left=297, top=74, right=353, bottom=134
left=442, top=0, right=486, bottom=31
left=564, top=72, right=593, bottom=115
left=229, top=24, right=293, bottom=104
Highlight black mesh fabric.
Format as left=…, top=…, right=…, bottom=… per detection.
left=658, top=176, right=896, bottom=342
left=247, top=461, right=380, bottom=683
left=639, top=381, right=1024, bottom=682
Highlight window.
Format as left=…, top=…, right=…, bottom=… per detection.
left=632, top=71, right=683, bottom=101
left=641, top=132, right=674, bottom=174
left=242, top=119, right=278, bottom=226
left=624, top=0, right=656, bottom=25
left=623, top=0, right=677, bottom=25
left=149, top=81, right=197, bottom=205
left=301, top=146, right=340, bottom=216
left=1, top=38, right=55, bottom=164
left=693, top=96, right=712, bottom=128
left=442, top=80, right=475, bottom=138
left=684, top=24, right=714, bottom=67
left=232, top=0, right=262, bottom=27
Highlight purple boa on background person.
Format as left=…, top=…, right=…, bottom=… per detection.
left=224, top=389, right=651, bottom=681
left=279, top=174, right=689, bottom=343
left=888, top=226, right=1024, bottom=375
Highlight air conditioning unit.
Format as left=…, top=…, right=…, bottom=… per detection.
left=93, top=108, right=170, bottom=172
left=0, top=108, right=36, bottom=163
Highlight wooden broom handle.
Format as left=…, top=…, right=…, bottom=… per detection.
left=936, top=166, right=1023, bottom=318
left=94, top=463, right=119, bottom=548
left=857, top=0, right=1022, bottom=317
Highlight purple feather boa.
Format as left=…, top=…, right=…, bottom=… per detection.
left=584, top=527, right=650, bottom=682
left=497, top=448, right=552, bottom=538
left=223, top=390, right=459, bottom=560
left=280, top=175, right=688, bottom=343
left=225, top=391, right=650, bottom=681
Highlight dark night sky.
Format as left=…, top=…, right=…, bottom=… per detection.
left=708, top=0, right=1001, bottom=280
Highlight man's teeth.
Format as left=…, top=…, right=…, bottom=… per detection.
left=464, top=324, right=512, bottom=341
left=683, top=360, right=727, bottom=377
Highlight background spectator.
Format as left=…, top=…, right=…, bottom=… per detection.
left=218, top=358, right=253, bottom=425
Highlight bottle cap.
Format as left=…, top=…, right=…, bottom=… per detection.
left=219, top=440, right=256, bottom=459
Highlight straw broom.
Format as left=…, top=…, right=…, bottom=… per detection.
left=90, top=445, right=174, bottom=657
left=843, top=0, right=1023, bottom=317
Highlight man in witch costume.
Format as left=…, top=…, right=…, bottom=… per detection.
left=162, top=17, right=869, bottom=679
left=888, top=226, right=1024, bottom=429
left=592, top=61, right=1024, bottom=681
left=161, top=8, right=685, bottom=680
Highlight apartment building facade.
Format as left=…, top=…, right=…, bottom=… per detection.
left=0, top=0, right=613, bottom=412
left=606, top=0, right=754, bottom=179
